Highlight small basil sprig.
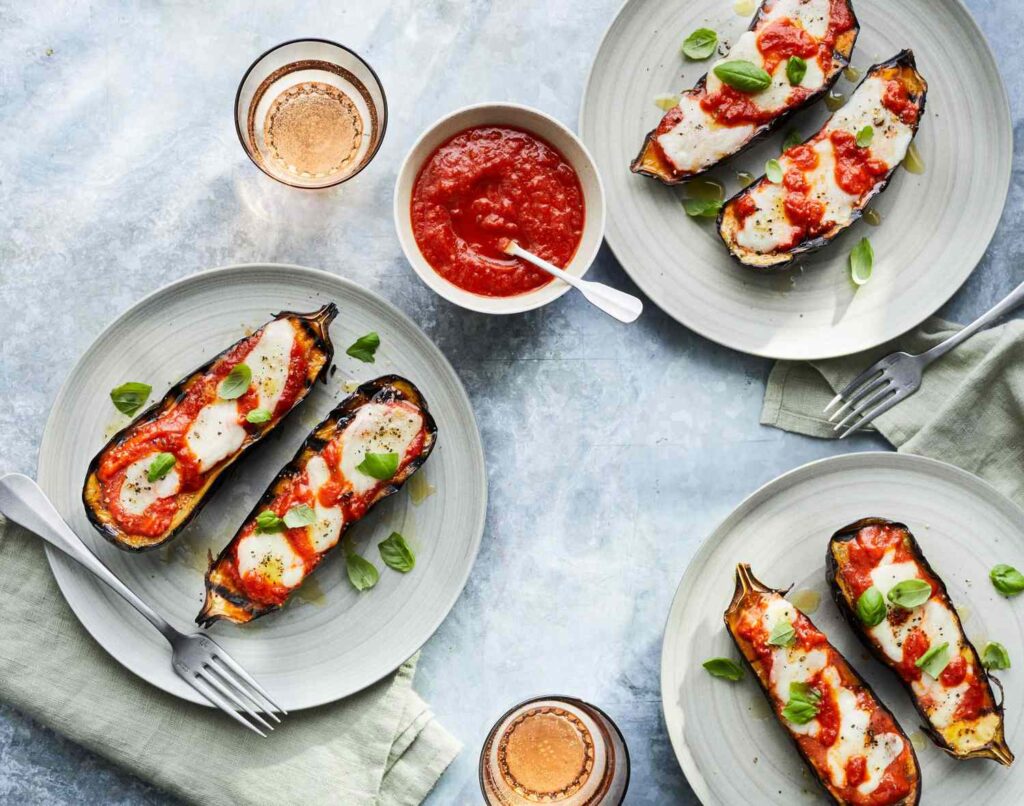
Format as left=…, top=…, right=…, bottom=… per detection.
left=782, top=681, right=821, bottom=724
left=246, top=408, right=272, bottom=424
left=683, top=198, right=723, bottom=218
left=147, top=452, right=176, bottom=483
left=110, top=382, right=152, bottom=416
left=714, top=60, right=772, bottom=93
left=379, top=532, right=416, bottom=573
left=982, top=642, right=1011, bottom=670
left=255, top=510, right=284, bottom=533
left=357, top=452, right=400, bottom=480
left=915, top=642, right=951, bottom=678
left=703, top=657, right=744, bottom=681
left=991, top=564, right=1024, bottom=597
left=767, top=618, right=796, bottom=647
left=765, top=159, right=783, bottom=184
left=219, top=363, right=252, bottom=399
left=786, top=56, right=807, bottom=86
left=849, top=237, right=874, bottom=286
left=346, top=550, right=380, bottom=591
left=856, top=586, right=887, bottom=627
left=887, top=578, right=931, bottom=609
left=682, top=28, right=717, bottom=60
left=782, top=130, right=803, bottom=152
left=284, top=504, right=316, bottom=529
left=346, top=332, right=380, bottom=363
left=856, top=125, right=874, bottom=148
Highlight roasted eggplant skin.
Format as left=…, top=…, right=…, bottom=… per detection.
left=718, top=51, right=927, bottom=270
left=827, top=518, right=1013, bottom=765
left=631, top=0, right=859, bottom=184
left=726, top=563, right=921, bottom=806
left=197, top=374, right=437, bottom=627
left=82, top=304, right=338, bottom=552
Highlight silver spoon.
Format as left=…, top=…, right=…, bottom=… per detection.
left=503, top=240, right=643, bottom=323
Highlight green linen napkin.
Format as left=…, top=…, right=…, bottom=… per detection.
left=761, top=316, right=1024, bottom=505
left=0, top=518, right=460, bottom=806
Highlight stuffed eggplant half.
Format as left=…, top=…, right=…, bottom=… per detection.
left=719, top=50, right=927, bottom=269
left=83, top=305, right=338, bottom=551
left=827, top=519, right=1013, bottom=765
left=197, top=375, right=436, bottom=627
left=631, top=0, right=858, bottom=184
left=726, top=564, right=921, bottom=805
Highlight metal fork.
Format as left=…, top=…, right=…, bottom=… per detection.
left=825, top=279, right=1024, bottom=439
left=0, top=473, right=285, bottom=736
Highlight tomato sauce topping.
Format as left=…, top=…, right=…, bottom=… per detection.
left=97, top=325, right=308, bottom=538
left=839, top=523, right=914, bottom=598
left=882, top=79, right=919, bottom=125
left=831, top=130, right=889, bottom=196
left=756, top=20, right=819, bottom=74
left=410, top=126, right=585, bottom=297
left=228, top=402, right=427, bottom=605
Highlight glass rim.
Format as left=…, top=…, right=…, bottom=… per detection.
left=234, top=37, right=389, bottom=190
left=477, top=694, right=631, bottom=805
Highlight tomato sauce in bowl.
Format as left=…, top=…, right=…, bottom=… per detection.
left=410, top=126, right=585, bottom=297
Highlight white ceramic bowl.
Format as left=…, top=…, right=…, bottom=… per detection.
left=394, top=103, right=606, bottom=315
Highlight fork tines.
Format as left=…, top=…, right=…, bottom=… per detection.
left=823, top=355, right=910, bottom=439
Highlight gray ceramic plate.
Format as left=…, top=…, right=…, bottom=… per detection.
left=581, top=0, right=1011, bottom=359
left=662, top=452, right=1024, bottom=803
left=37, top=263, right=487, bottom=710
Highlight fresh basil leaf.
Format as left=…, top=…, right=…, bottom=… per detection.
left=357, top=452, right=400, bottom=480
left=346, top=332, right=380, bottom=363
left=915, top=641, right=951, bottom=678
left=683, top=198, right=723, bottom=218
left=110, top=382, right=152, bottom=416
left=991, top=564, right=1024, bottom=597
left=379, top=532, right=416, bottom=573
left=682, top=28, right=718, bottom=60
left=782, top=130, right=803, bottom=152
left=786, top=56, right=807, bottom=86
left=219, top=363, right=252, bottom=400
left=713, top=60, right=772, bottom=93
left=283, top=504, right=316, bottom=529
left=255, top=510, right=284, bottom=533
left=147, top=452, right=176, bottom=483
left=856, top=125, right=874, bottom=148
left=887, top=578, right=931, bottom=609
left=767, top=618, right=796, bottom=647
left=346, top=551, right=380, bottom=591
left=982, top=641, right=1011, bottom=670
left=702, top=657, right=744, bottom=681
left=246, top=408, right=273, bottom=424
left=849, top=237, right=874, bottom=286
left=856, top=586, right=887, bottom=627
left=782, top=681, right=821, bottom=724
left=765, top=159, right=783, bottom=184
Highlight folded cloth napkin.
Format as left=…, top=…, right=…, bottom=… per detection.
left=761, top=316, right=1024, bottom=506
left=0, top=519, right=460, bottom=806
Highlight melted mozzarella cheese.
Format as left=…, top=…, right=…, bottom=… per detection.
left=305, top=454, right=345, bottom=553
left=869, top=551, right=918, bottom=598
left=186, top=399, right=247, bottom=472
left=795, top=141, right=860, bottom=227
left=340, top=402, right=424, bottom=495
left=829, top=76, right=915, bottom=167
left=913, top=675, right=968, bottom=729
left=734, top=182, right=800, bottom=253
left=245, top=319, right=295, bottom=413
left=765, top=0, right=832, bottom=39
left=656, top=95, right=755, bottom=174
left=118, top=455, right=181, bottom=515
left=236, top=532, right=305, bottom=589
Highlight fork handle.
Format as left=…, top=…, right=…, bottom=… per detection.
left=0, top=473, right=179, bottom=642
left=923, top=279, right=1024, bottom=363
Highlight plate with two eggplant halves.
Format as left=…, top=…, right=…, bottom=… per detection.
left=662, top=452, right=1024, bottom=804
left=37, top=263, right=487, bottom=710
left=581, top=0, right=1011, bottom=359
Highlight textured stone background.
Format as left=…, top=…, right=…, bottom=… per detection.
left=0, top=0, right=1021, bottom=803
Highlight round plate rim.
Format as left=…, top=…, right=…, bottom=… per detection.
left=580, top=0, right=1013, bottom=360
left=36, top=261, right=488, bottom=710
left=659, top=450, right=1024, bottom=802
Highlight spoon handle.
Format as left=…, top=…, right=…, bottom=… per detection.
left=506, top=242, right=643, bottom=323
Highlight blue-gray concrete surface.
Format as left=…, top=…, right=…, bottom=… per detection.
left=0, top=0, right=1021, bottom=803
